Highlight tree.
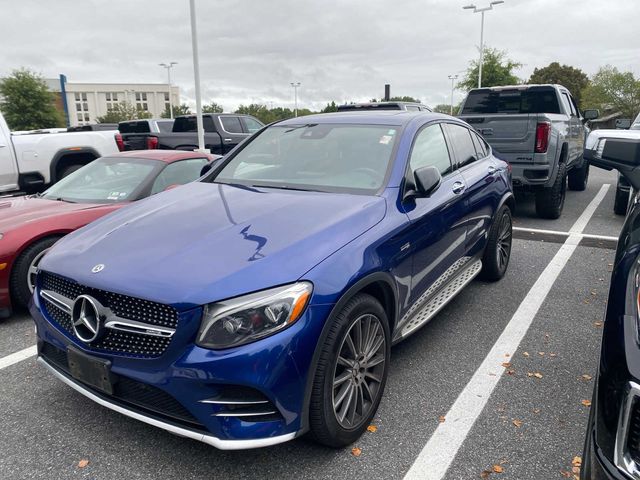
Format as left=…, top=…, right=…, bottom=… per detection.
left=160, top=103, right=191, bottom=118
left=581, top=66, right=640, bottom=119
left=96, top=101, right=152, bottom=123
left=202, top=102, right=223, bottom=113
left=322, top=101, right=338, bottom=113
left=458, top=47, right=522, bottom=91
left=390, top=96, right=421, bottom=103
left=528, top=62, right=589, bottom=103
left=433, top=104, right=453, bottom=114
left=0, top=68, right=64, bottom=130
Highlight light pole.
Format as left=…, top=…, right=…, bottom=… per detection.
left=448, top=74, right=458, bottom=115
left=290, top=82, right=301, bottom=117
left=463, top=1, right=504, bottom=88
left=189, top=0, right=206, bottom=152
left=159, top=62, right=177, bottom=119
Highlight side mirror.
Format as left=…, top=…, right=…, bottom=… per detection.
left=583, top=109, right=599, bottom=121
left=413, top=166, right=442, bottom=196
left=585, top=132, right=640, bottom=188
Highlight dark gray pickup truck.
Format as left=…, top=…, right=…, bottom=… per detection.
left=147, top=113, right=264, bottom=155
left=458, top=84, right=598, bottom=218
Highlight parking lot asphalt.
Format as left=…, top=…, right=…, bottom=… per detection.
left=0, top=167, right=621, bottom=480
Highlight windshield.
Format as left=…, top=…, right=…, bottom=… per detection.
left=213, top=124, right=399, bottom=194
left=42, top=156, right=162, bottom=203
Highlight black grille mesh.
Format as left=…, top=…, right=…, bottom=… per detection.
left=40, top=343, right=202, bottom=428
left=628, top=400, right=640, bottom=465
left=40, top=271, right=177, bottom=357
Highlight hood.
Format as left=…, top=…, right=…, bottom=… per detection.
left=0, top=196, right=103, bottom=233
left=41, top=182, right=386, bottom=308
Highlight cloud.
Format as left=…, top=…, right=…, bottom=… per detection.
left=0, top=0, right=637, bottom=111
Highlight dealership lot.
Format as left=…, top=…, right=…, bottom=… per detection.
left=0, top=167, right=623, bottom=480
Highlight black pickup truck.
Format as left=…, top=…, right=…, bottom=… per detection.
left=143, top=113, right=264, bottom=155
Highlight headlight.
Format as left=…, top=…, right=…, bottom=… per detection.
left=196, top=282, right=313, bottom=349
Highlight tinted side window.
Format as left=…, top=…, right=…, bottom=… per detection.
left=470, top=131, right=488, bottom=158
left=242, top=117, right=264, bottom=133
left=203, top=116, right=217, bottom=133
left=445, top=124, right=478, bottom=167
left=220, top=116, right=244, bottom=133
left=405, top=105, right=420, bottom=112
left=408, top=124, right=452, bottom=176
left=150, top=158, right=209, bottom=195
left=561, top=92, right=576, bottom=116
left=172, top=117, right=197, bottom=132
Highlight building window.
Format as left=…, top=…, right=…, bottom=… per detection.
left=135, top=92, right=148, bottom=111
left=105, top=92, right=119, bottom=110
left=164, top=92, right=171, bottom=111
left=74, top=93, right=90, bottom=124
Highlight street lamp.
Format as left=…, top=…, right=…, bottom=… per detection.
left=463, top=1, right=504, bottom=88
left=448, top=74, right=459, bottom=115
left=290, top=82, right=301, bottom=117
left=159, top=62, right=177, bottom=119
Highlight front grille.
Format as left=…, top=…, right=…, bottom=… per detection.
left=628, top=400, right=640, bottom=465
left=40, top=271, right=177, bottom=357
left=41, top=342, right=203, bottom=429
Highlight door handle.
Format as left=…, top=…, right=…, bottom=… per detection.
left=223, top=138, right=233, bottom=143
left=487, top=165, right=497, bottom=174
left=452, top=181, right=465, bottom=194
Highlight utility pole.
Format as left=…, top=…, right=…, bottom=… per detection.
left=189, top=0, right=206, bottom=152
left=290, top=82, right=301, bottom=117
left=159, top=62, right=177, bottom=119
left=448, top=74, right=458, bottom=115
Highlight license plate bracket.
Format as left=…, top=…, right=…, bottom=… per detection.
left=67, top=347, right=113, bottom=395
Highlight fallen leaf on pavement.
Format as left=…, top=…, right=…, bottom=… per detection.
left=492, top=465, right=504, bottom=473
left=549, top=353, right=557, bottom=357
left=506, top=369, right=515, bottom=375
left=480, top=470, right=492, bottom=479
left=581, top=400, right=592, bottom=407
left=533, top=408, right=541, bottom=414
left=351, top=447, right=362, bottom=457
left=538, top=352, right=545, bottom=356
left=367, top=425, right=377, bottom=432
left=501, top=362, right=512, bottom=368
left=594, top=321, right=603, bottom=328
left=77, top=460, right=89, bottom=469
left=560, top=470, right=571, bottom=478
left=512, top=419, right=523, bottom=428
left=581, top=374, right=592, bottom=381
left=523, top=352, right=530, bottom=357
left=527, top=372, right=543, bottom=379
left=572, top=456, right=582, bottom=467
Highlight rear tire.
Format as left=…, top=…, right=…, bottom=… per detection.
left=10, top=237, right=61, bottom=308
left=479, top=206, right=512, bottom=281
left=535, top=163, right=567, bottom=219
left=614, top=182, right=629, bottom=216
left=309, top=294, right=390, bottom=447
left=568, top=161, right=589, bottom=191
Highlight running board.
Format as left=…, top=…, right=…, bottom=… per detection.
left=398, top=260, right=482, bottom=340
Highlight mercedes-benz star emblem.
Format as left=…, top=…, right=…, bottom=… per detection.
left=91, top=264, right=105, bottom=273
left=71, top=295, right=103, bottom=343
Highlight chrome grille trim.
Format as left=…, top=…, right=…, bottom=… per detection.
left=615, top=381, right=640, bottom=479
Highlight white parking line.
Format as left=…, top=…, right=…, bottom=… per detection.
left=0, top=345, right=37, bottom=370
left=513, top=226, right=618, bottom=242
left=403, top=184, right=610, bottom=480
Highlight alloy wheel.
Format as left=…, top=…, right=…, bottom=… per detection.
left=497, top=212, right=512, bottom=271
left=332, top=313, right=386, bottom=429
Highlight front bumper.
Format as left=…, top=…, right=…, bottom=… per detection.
left=32, top=291, right=332, bottom=449
left=37, top=355, right=296, bottom=449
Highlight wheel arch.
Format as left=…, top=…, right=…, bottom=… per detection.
left=49, top=147, right=100, bottom=184
left=299, top=272, right=398, bottom=433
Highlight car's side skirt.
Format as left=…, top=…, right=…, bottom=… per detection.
left=393, top=258, right=482, bottom=343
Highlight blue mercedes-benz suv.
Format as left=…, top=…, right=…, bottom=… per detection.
left=32, top=111, right=514, bottom=449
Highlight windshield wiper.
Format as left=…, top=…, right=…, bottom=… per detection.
left=284, top=123, right=318, bottom=133
left=254, top=184, right=324, bottom=193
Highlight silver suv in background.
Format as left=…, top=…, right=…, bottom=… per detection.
left=458, top=84, right=598, bottom=219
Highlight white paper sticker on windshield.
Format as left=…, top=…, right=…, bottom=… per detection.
left=379, top=135, right=392, bottom=145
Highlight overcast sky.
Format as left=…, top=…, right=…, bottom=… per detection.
left=0, top=0, right=637, bottom=112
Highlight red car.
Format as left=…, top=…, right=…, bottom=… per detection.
left=0, top=150, right=217, bottom=318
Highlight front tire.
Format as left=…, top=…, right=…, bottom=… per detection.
left=479, top=205, right=512, bottom=281
left=10, top=237, right=61, bottom=308
left=535, top=163, right=567, bottom=219
left=309, top=294, right=390, bottom=447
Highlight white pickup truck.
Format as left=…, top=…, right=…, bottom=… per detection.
left=0, top=111, right=119, bottom=194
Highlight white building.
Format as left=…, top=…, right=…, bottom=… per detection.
left=46, top=77, right=180, bottom=126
